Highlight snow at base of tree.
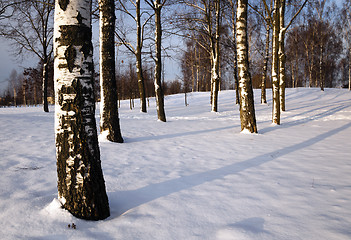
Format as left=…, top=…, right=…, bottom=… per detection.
left=0, top=88, right=351, bottom=239
left=98, top=130, right=110, bottom=142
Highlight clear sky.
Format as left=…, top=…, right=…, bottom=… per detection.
left=0, top=22, right=181, bottom=93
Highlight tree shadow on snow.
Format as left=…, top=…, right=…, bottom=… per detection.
left=260, top=102, right=351, bottom=134
left=108, top=122, right=351, bottom=219
left=126, top=124, right=238, bottom=143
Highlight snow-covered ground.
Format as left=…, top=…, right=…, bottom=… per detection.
left=0, top=88, right=350, bottom=240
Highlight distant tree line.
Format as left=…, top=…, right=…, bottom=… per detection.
left=0, top=59, right=188, bottom=107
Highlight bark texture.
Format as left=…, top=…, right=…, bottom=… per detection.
left=54, top=0, right=110, bottom=220
left=272, top=0, right=280, bottom=124
left=43, top=61, right=49, bottom=112
left=136, top=0, right=147, bottom=113
left=279, top=0, right=286, bottom=111
left=236, top=0, right=257, bottom=133
left=99, top=0, right=123, bottom=143
left=211, top=0, right=221, bottom=112
left=154, top=0, right=166, bottom=122
left=261, top=20, right=270, bottom=104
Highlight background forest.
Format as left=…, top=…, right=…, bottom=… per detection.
left=0, top=0, right=350, bottom=108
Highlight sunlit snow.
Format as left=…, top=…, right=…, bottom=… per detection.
left=0, top=88, right=350, bottom=239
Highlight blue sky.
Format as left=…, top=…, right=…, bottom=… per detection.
left=0, top=24, right=181, bottom=92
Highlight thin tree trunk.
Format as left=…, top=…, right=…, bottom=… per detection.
left=99, top=0, right=123, bottom=143
left=196, top=44, right=200, bottom=92
left=291, top=62, right=295, bottom=88
left=136, top=0, right=147, bottom=113
left=22, top=82, right=26, bottom=107
left=294, top=47, right=299, bottom=87
left=154, top=0, right=166, bottom=122
left=348, top=48, right=350, bottom=91
left=229, top=0, right=240, bottom=105
left=272, top=0, right=280, bottom=124
left=261, top=20, right=270, bottom=104
left=42, top=59, right=49, bottom=112
left=279, top=0, right=286, bottom=111
left=211, top=0, right=220, bottom=112
left=54, top=0, right=110, bottom=220
left=34, top=82, right=37, bottom=105
left=236, top=0, right=257, bottom=133
left=320, top=45, right=324, bottom=91
left=13, top=85, right=17, bottom=107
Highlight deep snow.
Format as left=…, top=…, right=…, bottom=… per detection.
left=0, top=88, right=350, bottom=240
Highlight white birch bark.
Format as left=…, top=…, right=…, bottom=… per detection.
left=54, top=0, right=109, bottom=220
left=236, top=0, right=257, bottom=133
left=272, top=0, right=280, bottom=124
left=211, top=0, right=220, bottom=112
left=278, top=0, right=286, bottom=111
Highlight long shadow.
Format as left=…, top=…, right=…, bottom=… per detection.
left=260, top=103, right=351, bottom=134
left=126, top=100, right=350, bottom=143
left=126, top=124, right=238, bottom=143
left=287, top=98, right=351, bottom=112
left=107, top=122, right=351, bottom=219
left=121, top=93, right=350, bottom=143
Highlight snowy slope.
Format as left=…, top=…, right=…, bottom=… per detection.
left=0, top=88, right=350, bottom=240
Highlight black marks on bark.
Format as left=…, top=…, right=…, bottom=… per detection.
left=65, top=45, right=76, bottom=73
left=80, top=42, right=91, bottom=59
left=56, top=25, right=93, bottom=72
left=58, top=25, right=92, bottom=46
left=56, top=76, right=110, bottom=220
left=59, top=0, right=69, bottom=11
left=76, top=12, right=83, bottom=24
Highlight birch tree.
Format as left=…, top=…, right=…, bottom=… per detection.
left=236, top=0, right=257, bottom=133
left=227, top=0, right=240, bottom=105
left=99, top=0, right=124, bottom=142
left=270, top=0, right=280, bottom=124
left=54, top=0, right=110, bottom=220
left=145, top=0, right=167, bottom=122
left=261, top=0, right=307, bottom=121
left=260, top=0, right=272, bottom=104
left=211, top=0, right=221, bottom=112
left=180, top=0, right=222, bottom=111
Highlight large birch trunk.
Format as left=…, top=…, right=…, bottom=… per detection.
left=99, top=0, right=124, bottom=143
left=54, top=0, right=110, bottom=220
left=136, top=0, right=147, bottom=113
left=154, top=0, right=166, bottom=122
left=236, top=0, right=257, bottom=133
left=272, top=0, right=280, bottom=124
